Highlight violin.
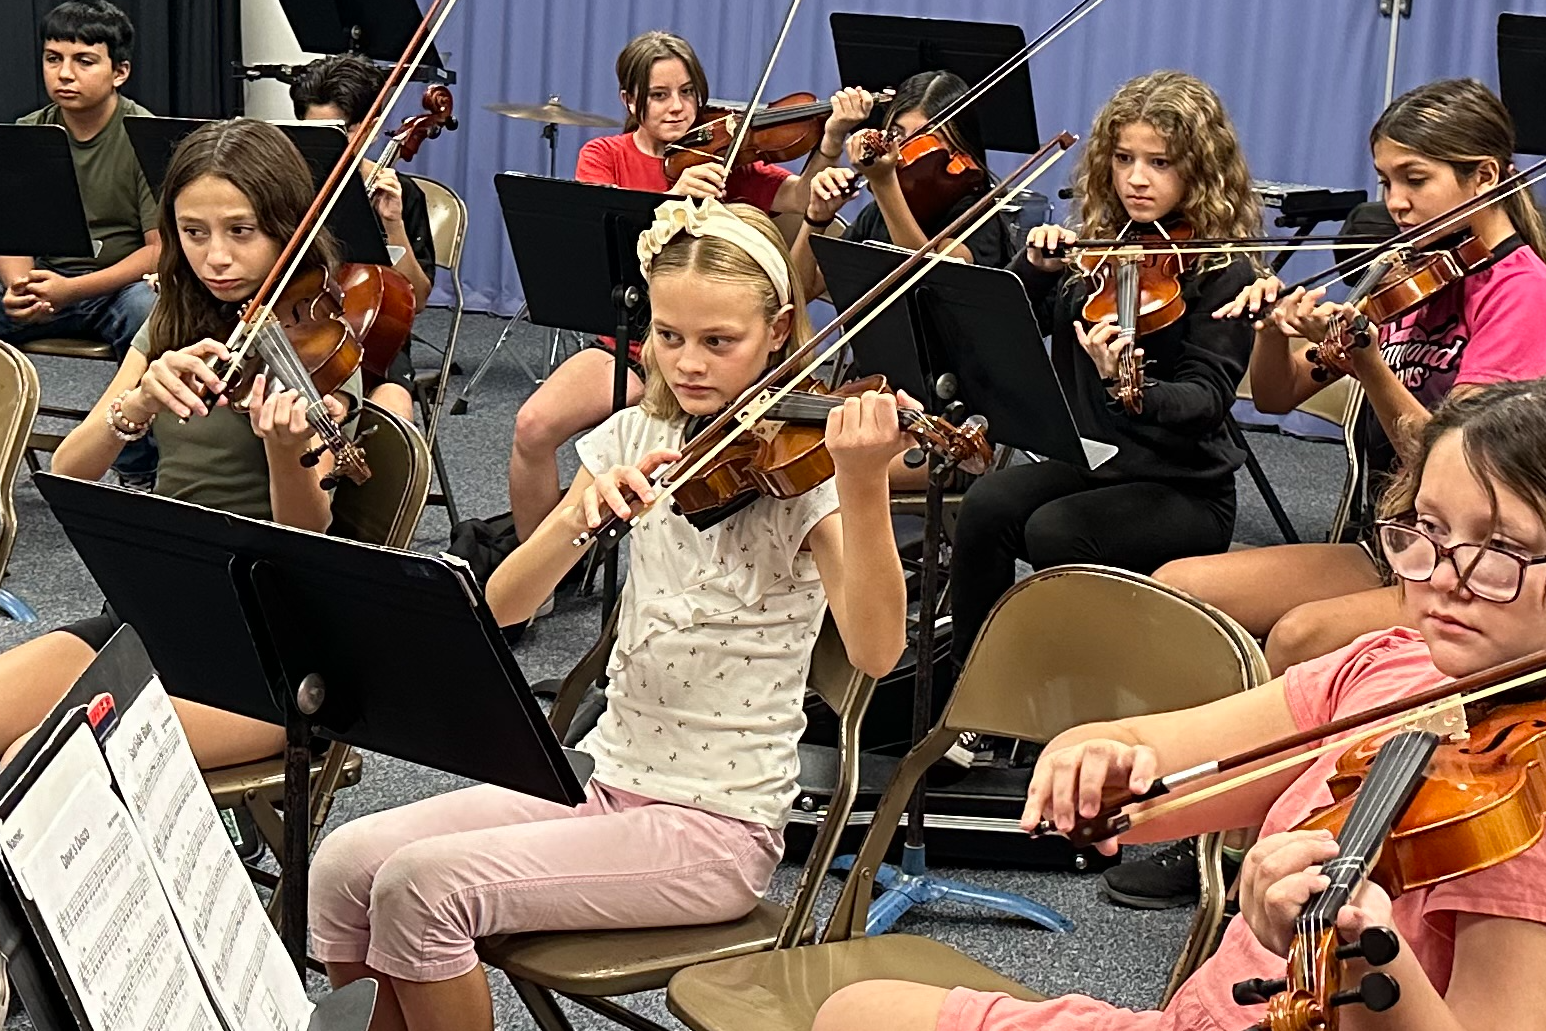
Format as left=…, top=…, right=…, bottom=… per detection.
left=341, top=83, right=459, bottom=386
left=1075, top=222, right=1194, bottom=414
left=666, top=375, right=992, bottom=528
left=222, top=265, right=371, bottom=487
left=662, top=90, right=895, bottom=182
left=1304, top=233, right=1493, bottom=381
left=853, top=126, right=987, bottom=229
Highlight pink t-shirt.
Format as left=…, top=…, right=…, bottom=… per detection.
left=574, top=133, right=792, bottom=362
left=1380, top=237, right=1546, bottom=407
left=937, top=629, right=1546, bottom=1031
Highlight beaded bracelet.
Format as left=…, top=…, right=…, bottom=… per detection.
left=106, top=388, right=153, bottom=441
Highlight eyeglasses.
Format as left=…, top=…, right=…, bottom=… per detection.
left=1376, top=517, right=1546, bottom=603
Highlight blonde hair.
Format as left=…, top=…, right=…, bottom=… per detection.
left=640, top=203, right=811, bottom=420
left=1372, top=78, right=1546, bottom=262
left=615, top=30, right=709, bottom=134
left=1070, top=70, right=1260, bottom=248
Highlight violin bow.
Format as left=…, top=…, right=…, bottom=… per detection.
left=717, top=0, right=803, bottom=173
left=219, top=0, right=461, bottom=375
left=1033, top=646, right=1546, bottom=846
left=576, top=130, right=1079, bottom=548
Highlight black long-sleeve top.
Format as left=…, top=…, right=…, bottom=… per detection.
left=1009, top=247, right=1256, bottom=493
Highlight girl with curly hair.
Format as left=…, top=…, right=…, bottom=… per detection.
left=948, top=70, right=1259, bottom=678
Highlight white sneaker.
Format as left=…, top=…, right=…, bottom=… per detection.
left=532, top=592, right=555, bottom=620
left=1, top=959, right=9, bottom=1020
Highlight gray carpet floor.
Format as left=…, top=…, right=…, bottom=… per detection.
left=1, top=311, right=1345, bottom=1029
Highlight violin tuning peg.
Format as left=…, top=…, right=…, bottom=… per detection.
left=1330, top=972, right=1400, bottom=1013
left=901, top=447, right=927, bottom=469
left=1231, top=977, right=1288, bottom=1006
left=1336, top=926, right=1400, bottom=967
left=942, top=400, right=966, bottom=423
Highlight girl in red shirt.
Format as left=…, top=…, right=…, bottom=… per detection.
left=505, top=30, right=838, bottom=552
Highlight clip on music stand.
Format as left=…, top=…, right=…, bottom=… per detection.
left=125, top=116, right=391, bottom=267
left=813, top=235, right=1109, bottom=936
left=490, top=172, right=667, bottom=624
left=30, top=473, right=589, bottom=971
left=831, top=12, right=1038, bottom=155
left=0, top=626, right=380, bottom=1031
left=1499, top=13, right=1546, bottom=157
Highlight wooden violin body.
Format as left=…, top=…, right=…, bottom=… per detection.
left=668, top=375, right=992, bottom=518
left=855, top=128, right=986, bottom=228
left=227, top=265, right=362, bottom=407
left=338, top=262, right=416, bottom=383
left=1298, top=698, right=1546, bottom=897
left=664, top=92, right=828, bottom=181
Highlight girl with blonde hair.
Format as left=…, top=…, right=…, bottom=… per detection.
left=309, top=198, right=913, bottom=1031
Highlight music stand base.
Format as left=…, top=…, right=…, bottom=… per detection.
left=829, top=846, right=1072, bottom=935
left=0, top=587, right=38, bottom=622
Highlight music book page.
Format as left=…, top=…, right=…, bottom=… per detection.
left=0, top=723, right=221, bottom=1031
left=103, top=677, right=314, bottom=1031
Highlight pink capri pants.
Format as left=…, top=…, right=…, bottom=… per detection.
left=308, top=780, right=783, bottom=982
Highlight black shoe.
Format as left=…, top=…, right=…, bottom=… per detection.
left=222, top=806, right=266, bottom=864
left=116, top=469, right=156, bottom=492
left=1099, top=838, right=1203, bottom=910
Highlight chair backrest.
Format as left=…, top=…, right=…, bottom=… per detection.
left=1327, top=378, right=1369, bottom=545
left=0, top=341, right=40, bottom=577
left=329, top=399, right=431, bottom=549
left=405, top=173, right=468, bottom=275
left=825, top=564, right=1264, bottom=941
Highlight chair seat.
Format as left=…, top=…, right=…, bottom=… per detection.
left=202, top=749, right=363, bottom=809
left=666, top=933, right=1040, bottom=1031
left=13, top=338, right=115, bottom=361
left=477, top=899, right=791, bottom=997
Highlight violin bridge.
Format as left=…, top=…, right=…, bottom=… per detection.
left=1408, top=696, right=1469, bottom=742
left=736, top=392, right=784, bottom=443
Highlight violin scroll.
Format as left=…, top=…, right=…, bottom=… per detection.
left=1234, top=927, right=1402, bottom=1031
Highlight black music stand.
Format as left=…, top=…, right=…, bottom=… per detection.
left=31, top=473, right=589, bottom=971
left=0, top=125, right=96, bottom=261
left=125, top=116, right=391, bottom=266
left=0, top=627, right=380, bottom=1031
left=813, top=234, right=1113, bottom=935
left=492, top=172, right=667, bottom=624
left=237, top=0, right=454, bottom=86
left=831, top=13, right=1038, bottom=154
left=1499, top=13, right=1546, bottom=156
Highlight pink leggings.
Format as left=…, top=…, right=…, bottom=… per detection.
left=308, top=780, right=783, bottom=982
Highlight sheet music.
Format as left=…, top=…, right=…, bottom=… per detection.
left=103, top=677, right=314, bottom=1031
left=0, top=723, right=221, bottom=1031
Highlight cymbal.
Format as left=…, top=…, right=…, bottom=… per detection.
left=484, top=99, right=620, bottom=128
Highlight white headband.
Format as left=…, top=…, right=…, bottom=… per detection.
left=637, top=197, right=793, bottom=306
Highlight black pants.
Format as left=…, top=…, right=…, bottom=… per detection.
left=949, top=460, right=1236, bottom=668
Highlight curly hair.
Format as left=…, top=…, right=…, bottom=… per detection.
left=1069, top=70, right=1260, bottom=246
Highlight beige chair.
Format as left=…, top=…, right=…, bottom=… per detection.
left=401, top=172, right=468, bottom=526
left=0, top=342, right=41, bottom=621
left=12, top=337, right=116, bottom=467
left=665, top=565, right=1266, bottom=1031
left=476, top=612, right=878, bottom=1031
left=203, top=400, right=431, bottom=922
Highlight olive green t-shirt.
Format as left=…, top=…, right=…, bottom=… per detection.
left=18, top=95, right=158, bottom=276
left=131, top=323, right=363, bottom=521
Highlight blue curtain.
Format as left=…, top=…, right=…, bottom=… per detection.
left=396, top=0, right=1546, bottom=314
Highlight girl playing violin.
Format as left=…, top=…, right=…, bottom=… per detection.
left=0, top=119, right=358, bottom=770
left=819, top=376, right=1546, bottom=1031
left=949, top=71, right=1257, bottom=685
left=506, top=30, right=837, bottom=556
left=790, top=69, right=1011, bottom=305
left=309, top=198, right=911, bottom=1031
left=1160, top=78, right=1546, bottom=676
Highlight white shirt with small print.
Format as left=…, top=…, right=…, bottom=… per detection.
left=574, top=407, right=840, bottom=829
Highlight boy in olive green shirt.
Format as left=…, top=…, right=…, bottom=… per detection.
left=2, top=1, right=159, bottom=484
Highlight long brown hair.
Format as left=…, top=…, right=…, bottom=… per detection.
left=640, top=203, right=810, bottom=420
left=1070, top=70, right=1260, bottom=246
left=147, top=119, right=338, bottom=359
left=615, top=30, right=709, bottom=135
left=1382, top=378, right=1546, bottom=537
left=1371, top=78, right=1546, bottom=261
